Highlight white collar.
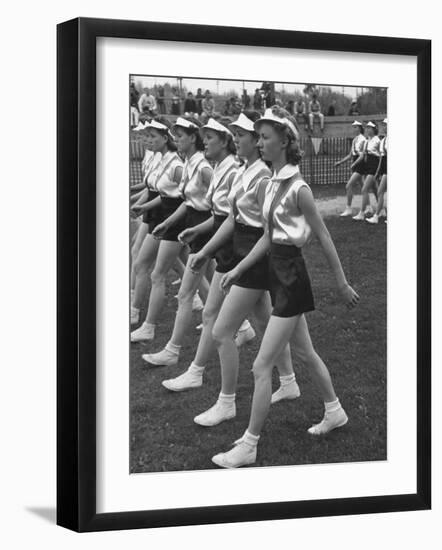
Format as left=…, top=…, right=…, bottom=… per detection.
left=271, top=163, right=299, bottom=182
left=241, top=158, right=267, bottom=189
left=186, top=151, right=205, bottom=179
left=214, top=154, right=236, bottom=173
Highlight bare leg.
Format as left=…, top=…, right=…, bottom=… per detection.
left=345, top=172, right=362, bottom=208
left=144, top=240, right=183, bottom=325
left=132, top=233, right=160, bottom=309
left=130, top=223, right=150, bottom=291
left=193, top=272, right=226, bottom=366
left=361, top=175, right=376, bottom=213
left=168, top=255, right=210, bottom=346
left=375, top=175, right=387, bottom=215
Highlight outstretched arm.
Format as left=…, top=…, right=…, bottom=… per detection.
left=298, top=186, right=359, bottom=308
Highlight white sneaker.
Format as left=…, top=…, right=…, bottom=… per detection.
left=171, top=278, right=181, bottom=286
left=196, top=323, right=203, bottom=331
left=352, top=211, right=365, bottom=221
left=130, top=307, right=140, bottom=325
left=192, top=292, right=204, bottom=312
left=194, top=400, right=236, bottom=426
left=340, top=207, right=353, bottom=217
left=364, top=205, right=374, bottom=215
left=130, top=322, right=155, bottom=342
left=379, top=208, right=387, bottom=217
left=366, top=214, right=379, bottom=224
left=235, top=326, right=256, bottom=347
left=307, top=407, right=348, bottom=435
left=212, top=441, right=257, bottom=468
left=142, top=347, right=179, bottom=367
left=271, top=380, right=301, bottom=404
left=162, top=368, right=203, bottom=391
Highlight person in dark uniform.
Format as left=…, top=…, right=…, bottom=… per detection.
left=184, top=92, right=197, bottom=115
left=210, top=109, right=359, bottom=468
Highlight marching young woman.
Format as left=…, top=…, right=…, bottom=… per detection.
left=209, top=110, right=359, bottom=468
left=164, top=111, right=300, bottom=420
left=352, top=121, right=381, bottom=220
left=367, top=118, right=387, bottom=224
left=143, top=118, right=254, bottom=368
left=130, top=117, right=184, bottom=337
left=335, top=120, right=367, bottom=217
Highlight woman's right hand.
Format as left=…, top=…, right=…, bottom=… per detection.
left=190, top=251, right=208, bottom=273
left=178, top=227, right=198, bottom=245
left=220, top=267, right=241, bottom=294
left=152, top=221, right=168, bottom=239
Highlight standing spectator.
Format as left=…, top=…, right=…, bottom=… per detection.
left=308, top=93, right=324, bottom=132
left=130, top=83, right=140, bottom=128
left=201, top=90, right=215, bottom=121
left=327, top=99, right=337, bottom=116
left=171, top=87, right=181, bottom=115
left=348, top=99, right=360, bottom=116
left=138, top=87, right=157, bottom=116
left=294, top=97, right=308, bottom=130
left=253, top=89, right=262, bottom=111
left=156, top=85, right=166, bottom=114
left=184, top=91, right=197, bottom=115
left=285, top=99, right=295, bottom=115
left=241, top=89, right=251, bottom=109
left=195, top=88, right=204, bottom=115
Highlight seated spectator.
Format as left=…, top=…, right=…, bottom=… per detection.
left=253, top=88, right=262, bottom=111
left=184, top=92, right=197, bottom=115
left=308, top=93, right=324, bottom=132
left=294, top=97, right=308, bottom=129
left=156, top=85, right=166, bottom=114
left=225, top=96, right=242, bottom=116
left=201, top=90, right=215, bottom=120
left=348, top=99, right=360, bottom=116
left=327, top=99, right=337, bottom=116
left=138, top=87, right=157, bottom=116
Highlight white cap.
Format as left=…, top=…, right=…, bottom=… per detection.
left=229, top=112, right=256, bottom=132
left=133, top=122, right=145, bottom=131
left=254, top=108, right=299, bottom=139
left=366, top=121, right=377, bottom=128
left=383, top=118, right=388, bottom=124
left=142, top=121, right=151, bottom=129
left=149, top=119, right=170, bottom=132
left=352, top=120, right=363, bottom=126
left=200, top=117, right=233, bottom=137
left=173, top=116, right=199, bottom=130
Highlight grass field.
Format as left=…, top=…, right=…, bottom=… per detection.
left=129, top=212, right=387, bottom=473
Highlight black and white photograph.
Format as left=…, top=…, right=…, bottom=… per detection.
left=129, top=75, right=387, bottom=472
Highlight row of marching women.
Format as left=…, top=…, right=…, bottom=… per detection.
left=129, top=108, right=359, bottom=468
left=335, top=118, right=388, bottom=223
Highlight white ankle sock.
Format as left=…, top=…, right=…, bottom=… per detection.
left=143, top=322, right=155, bottom=330
left=165, top=341, right=181, bottom=355
left=324, top=398, right=341, bottom=413
left=188, top=362, right=205, bottom=375
left=219, top=392, right=235, bottom=404
left=242, top=429, right=260, bottom=447
left=131, top=306, right=139, bottom=313
left=239, top=319, right=251, bottom=332
left=279, top=373, right=296, bottom=386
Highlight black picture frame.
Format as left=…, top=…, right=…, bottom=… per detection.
left=57, top=17, right=431, bottom=532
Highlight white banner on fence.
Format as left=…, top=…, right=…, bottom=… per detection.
left=311, top=137, right=323, bottom=155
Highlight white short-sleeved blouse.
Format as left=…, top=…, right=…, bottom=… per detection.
left=206, top=154, right=239, bottom=216
left=262, top=164, right=312, bottom=247
left=365, top=135, right=381, bottom=156
left=152, top=151, right=183, bottom=198
left=228, top=158, right=271, bottom=228
left=179, top=151, right=213, bottom=211
left=351, top=134, right=366, bottom=156
left=144, top=152, right=162, bottom=189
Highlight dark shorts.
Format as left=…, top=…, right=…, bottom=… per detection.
left=363, top=154, right=380, bottom=176
left=212, top=214, right=238, bottom=274
left=351, top=154, right=363, bottom=174
left=185, top=206, right=213, bottom=254
left=269, top=242, right=315, bottom=318
left=159, top=196, right=185, bottom=242
left=232, top=222, right=270, bottom=291
left=142, top=190, right=164, bottom=232
left=379, top=156, right=387, bottom=176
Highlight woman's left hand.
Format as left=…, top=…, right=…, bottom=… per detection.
left=152, top=222, right=168, bottom=240
left=338, top=283, right=360, bottom=309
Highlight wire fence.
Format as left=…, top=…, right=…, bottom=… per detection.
left=130, top=137, right=353, bottom=187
